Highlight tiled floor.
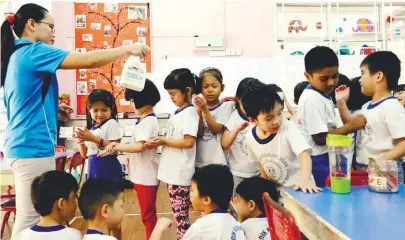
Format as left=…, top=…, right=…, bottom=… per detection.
left=1, top=182, right=200, bottom=240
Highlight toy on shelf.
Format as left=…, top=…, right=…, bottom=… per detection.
left=396, top=28, right=401, bottom=36
left=352, top=18, right=374, bottom=33
left=288, top=20, right=307, bottom=33
left=360, top=44, right=376, bottom=55
left=316, top=22, right=322, bottom=30
left=290, top=51, right=304, bottom=56
left=59, top=93, right=71, bottom=106
left=336, top=45, right=355, bottom=55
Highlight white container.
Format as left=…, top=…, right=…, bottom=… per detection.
left=120, top=56, right=146, bottom=92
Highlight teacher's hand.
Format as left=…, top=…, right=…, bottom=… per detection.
left=127, top=43, right=151, bottom=58
left=58, top=105, right=73, bottom=122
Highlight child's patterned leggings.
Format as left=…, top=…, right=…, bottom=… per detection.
left=168, top=185, right=191, bottom=240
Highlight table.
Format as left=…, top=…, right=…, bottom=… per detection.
left=0, top=151, right=74, bottom=186
left=282, top=185, right=405, bottom=240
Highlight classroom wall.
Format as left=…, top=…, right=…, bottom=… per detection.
left=51, top=0, right=278, bottom=116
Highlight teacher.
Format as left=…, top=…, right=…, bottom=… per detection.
left=0, top=3, right=150, bottom=238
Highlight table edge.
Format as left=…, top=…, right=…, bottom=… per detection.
left=282, top=189, right=351, bottom=240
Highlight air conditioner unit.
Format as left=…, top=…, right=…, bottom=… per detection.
left=195, top=36, right=224, bottom=51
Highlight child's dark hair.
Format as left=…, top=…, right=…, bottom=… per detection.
left=192, top=164, right=233, bottom=210
left=235, top=78, right=265, bottom=111
left=242, top=84, right=283, bottom=119
left=346, top=77, right=372, bottom=111
left=86, top=89, right=118, bottom=129
left=31, top=170, right=78, bottom=216
left=360, top=51, right=401, bottom=91
left=395, top=84, right=405, bottom=93
left=305, top=46, right=339, bottom=74
left=199, top=67, right=223, bottom=84
left=164, top=68, right=200, bottom=102
left=78, top=178, right=124, bottom=220
left=293, top=81, right=309, bottom=104
left=236, top=177, right=280, bottom=213
left=124, top=79, right=160, bottom=109
left=1, top=3, right=49, bottom=87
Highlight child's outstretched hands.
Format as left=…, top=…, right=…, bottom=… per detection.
left=335, top=85, right=350, bottom=103
left=294, top=180, right=322, bottom=193
left=98, top=142, right=119, bottom=157
left=193, top=94, right=208, bottom=112
left=145, top=137, right=165, bottom=149
left=236, top=122, right=249, bottom=133
left=74, top=127, right=96, bottom=142
left=347, top=114, right=367, bottom=131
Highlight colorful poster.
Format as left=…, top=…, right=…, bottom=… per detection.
left=74, top=3, right=151, bottom=115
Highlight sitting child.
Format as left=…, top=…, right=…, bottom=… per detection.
left=79, top=178, right=125, bottom=240
left=150, top=164, right=247, bottom=239
left=235, top=177, right=280, bottom=240
left=16, top=170, right=81, bottom=240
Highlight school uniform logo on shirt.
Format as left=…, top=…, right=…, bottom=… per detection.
left=259, top=152, right=291, bottom=184
left=167, top=123, right=175, bottom=139
left=235, top=129, right=248, bottom=155
left=201, top=118, right=216, bottom=142
left=231, top=225, right=244, bottom=240
left=259, top=227, right=270, bottom=240
left=357, top=125, right=373, bottom=148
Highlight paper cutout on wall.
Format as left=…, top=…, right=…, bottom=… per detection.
left=336, top=27, right=343, bottom=33
left=288, top=20, right=307, bottom=33
left=316, top=22, right=322, bottom=30
left=74, top=3, right=151, bottom=115
left=290, top=51, right=304, bottom=55
left=352, top=18, right=374, bottom=32
left=360, top=44, right=376, bottom=55
left=337, top=45, right=355, bottom=55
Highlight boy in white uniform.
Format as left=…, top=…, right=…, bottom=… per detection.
left=152, top=165, right=247, bottom=240
left=235, top=177, right=280, bottom=240
left=16, top=171, right=81, bottom=240
left=242, top=84, right=319, bottom=192
left=296, top=46, right=367, bottom=187
left=79, top=179, right=125, bottom=240
left=335, top=51, right=405, bottom=183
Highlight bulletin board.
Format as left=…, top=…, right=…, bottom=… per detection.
left=74, top=2, right=151, bottom=115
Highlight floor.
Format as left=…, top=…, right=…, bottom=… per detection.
left=1, top=182, right=201, bottom=240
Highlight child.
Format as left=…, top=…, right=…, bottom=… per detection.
left=394, top=84, right=405, bottom=107
left=145, top=68, right=199, bottom=239
left=150, top=165, right=246, bottom=240
left=334, top=52, right=405, bottom=183
left=79, top=178, right=125, bottom=240
left=75, top=89, right=122, bottom=181
left=242, top=84, right=319, bottom=192
left=296, top=46, right=367, bottom=186
left=16, top=171, right=81, bottom=240
left=221, top=78, right=264, bottom=194
left=335, top=77, right=372, bottom=169
left=288, top=81, right=309, bottom=124
left=235, top=177, right=280, bottom=240
left=184, top=164, right=246, bottom=239
left=193, top=67, right=233, bottom=168
left=99, top=80, right=160, bottom=240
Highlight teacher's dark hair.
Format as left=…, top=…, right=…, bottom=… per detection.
left=1, top=3, right=49, bottom=87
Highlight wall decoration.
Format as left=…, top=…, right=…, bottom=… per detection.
left=288, top=20, right=307, bottom=33
left=59, top=94, right=71, bottom=106
left=316, top=22, right=322, bottom=30
left=360, top=44, right=376, bottom=55
left=336, top=27, right=343, bottom=33
left=74, top=3, right=151, bottom=115
left=337, top=45, right=355, bottom=55
left=352, top=18, right=374, bottom=32
left=396, top=28, right=401, bottom=36
left=290, top=51, right=304, bottom=55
